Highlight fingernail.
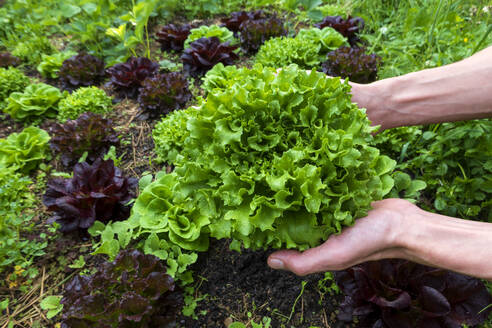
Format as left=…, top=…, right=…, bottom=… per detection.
left=269, top=258, right=284, bottom=270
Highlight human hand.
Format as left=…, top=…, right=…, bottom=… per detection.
left=267, top=199, right=417, bottom=275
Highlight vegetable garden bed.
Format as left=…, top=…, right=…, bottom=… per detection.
left=0, top=0, right=491, bottom=327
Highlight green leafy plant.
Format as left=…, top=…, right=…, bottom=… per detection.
left=0, top=169, right=47, bottom=286
left=400, top=120, right=492, bottom=221
left=37, top=50, right=77, bottom=79
left=57, top=86, right=113, bottom=122
left=40, top=296, right=63, bottom=319
left=255, top=27, right=348, bottom=68
left=230, top=316, right=272, bottom=328
left=106, top=0, right=160, bottom=59
left=372, top=126, right=423, bottom=162
left=184, top=24, right=237, bottom=49
left=0, top=67, right=29, bottom=108
left=0, top=126, right=50, bottom=174
left=11, top=35, right=55, bottom=66
left=201, top=63, right=251, bottom=95
left=353, top=0, right=492, bottom=79
left=4, top=83, right=64, bottom=122
left=387, top=171, right=426, bottom=203
left=61, top=0, right=134, bottom=66
left=96, top=66, right=395, bottom=283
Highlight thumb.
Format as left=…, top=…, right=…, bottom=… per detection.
left=268, top=246, right=330, bottom=276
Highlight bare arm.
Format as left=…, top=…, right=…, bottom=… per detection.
left=351, top=46, right=492, bottom=130
left=268, top=48, right=492, bottom=279
left=268, top=199, right=492, bottom=280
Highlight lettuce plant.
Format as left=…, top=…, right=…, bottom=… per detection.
left=156, top=24, right=192, bottom=51
left=184, top=25, right=236, bottom=49
left=0, top=67, right=29, bottom=108
left=335, top=259, right=492, bottom=327
left=57, top=86, right=113, bottom=122
left=11, top=36, right=55, bottom=66
left=137, top=72, right=192, bottom=119
left=221, top=10, right=265, bottom=35
left=315, top=16, right=365, bottom=47
left=60, top=249, right=181, bottom=328
left=0, top=52, right=21, bottom=68
left=255, top=28, right=348, bottom=68
left=37, top=50, right=77, bottom=79
left=181, top=37, right=239, bottom=77
left=321, top=46, right=381, bottom=83
left=0, top=126, right=50, bottom=174
left=98, top=65, right=394, bottom=271
left=201, top=63, right=253, bottom=95
left=59, top=53, right=106, bottom=91
left=43, top=159, right=137, bottom=233
left=49, top=113, right=120, bottom=167
left=4, top=83, right=63, bottom=122
left=239, top=17, right=287, bottom=54
left=106, top=57, right=159, bottom=100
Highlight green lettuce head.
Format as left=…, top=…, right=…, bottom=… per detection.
left=149, top=65, right=396, bottom=251
left=0, top=126, right=50, bottom=174
left=255, top=27, right=348, bottom=69
left=5, top=83, right=63, bottom=122
left=184, top=25, right=236, bottom=49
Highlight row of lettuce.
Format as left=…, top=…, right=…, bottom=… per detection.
left=0, top=0, right=491, bottom=327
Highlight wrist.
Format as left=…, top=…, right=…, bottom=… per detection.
left=350, top=80, right=396, bottom=131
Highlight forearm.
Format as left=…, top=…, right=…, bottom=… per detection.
left=394, top=208, right=492, bottom=280
left=352, top=46, right=492, bottom=130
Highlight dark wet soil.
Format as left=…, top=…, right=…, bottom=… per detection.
left=178, top=239, right=348, bottom=328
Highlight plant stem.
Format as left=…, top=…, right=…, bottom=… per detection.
left=472, top=24, right=492, bottom=55
left=287, top=281, right=307, bottom=322
left=428, top=0, right=444, bottom=47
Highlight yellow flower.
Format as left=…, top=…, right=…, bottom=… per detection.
left=464, top=37, right=468, bottom=43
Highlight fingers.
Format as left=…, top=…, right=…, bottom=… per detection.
left=268, top=245, right=405, bottom=276
left=268, top=248, right=327, bottom=276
